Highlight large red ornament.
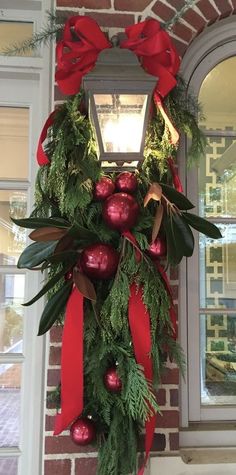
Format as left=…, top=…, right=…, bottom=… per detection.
left=94, top=177, right=115, bottom=201
left=104, top=367, right=122, bottom=393
left=80, top=243, right=119, bottom=280
left=70, top=417, right=96, bottom=446
left=102, top=193, right=139, bottom=231
left=147, top=237, right=167, bottom=259
left=115, top=172, right=138, bottom=194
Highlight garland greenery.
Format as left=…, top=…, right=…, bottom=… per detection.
left=12, top=89, right=221, bottom=475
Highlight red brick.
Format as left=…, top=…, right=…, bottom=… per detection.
left=232, top=0, right=236, bottom=12
left=45, top=436, right=97, bottom=454
left=171, top=37, right=188, bottom=57
left=156, top=388, right=166, bottom=406
left=87, top=12, right=134, bottom=27
left=114, top=0, right=151, bottom=11
left=170, top=284, right=178, bottom=300
left=152, top=1, right=175, bottom=21
left=170, top=388, right=179, bottom=406
left=169, top=266, right=178, bottom=280
left=167, top=0, right=185, bottom=8
left=197, top=0, right=219, bottom=23
left=171, top=22, right=194, bottom=43
left=139, top=432, right=166, bottom=451
left=49, top=346, right=61, bottom=366
left=47, top=369, right=61, bottom=387
left=44, top=459, right=71, bottom=475
left=161, top=367, right=179, bottom=385
left=214, top=0, right=232, bottom=18
left=75, top=458, right=97, bottom=475
left=50, top=326, right=63, bottom=343
left=156, top=410, right=179, bottom=428
left=46, top=391, right=58, bottom=409
left=183, top=9, right=207, bottom=33
left=57, top=0, right=111, bottom=7
left=45, top=415, right=56, bottom=432
left=169, top=431, right=179, bottom=450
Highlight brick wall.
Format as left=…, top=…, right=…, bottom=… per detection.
left=44, top=1, right=236, bottom=474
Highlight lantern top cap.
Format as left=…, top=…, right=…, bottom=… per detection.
left=83, top=45, right=157, bottom=87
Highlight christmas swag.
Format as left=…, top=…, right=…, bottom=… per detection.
left=12, top=14, right=221, bottom=475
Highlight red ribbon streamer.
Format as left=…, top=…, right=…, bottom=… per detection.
left=122, top=230, right=142, bottom=262
left=167, top=157, right=183, bottom=192
left=128, top=284, right=156, bottom=475
left=54, top=287, right=84, bottom=435
left=55, top=16, right=111, bottom=95
left=156, top=263, right=177, bottom=339
left=37, top=111, right=56, bottom=166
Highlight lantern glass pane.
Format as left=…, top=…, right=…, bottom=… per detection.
left=94, top=94, right=147, bottom=153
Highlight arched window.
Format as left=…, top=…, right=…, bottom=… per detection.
left=180, top=17, right=236, bottom=448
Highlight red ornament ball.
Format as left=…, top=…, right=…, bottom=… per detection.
left=64, top=269, right=73, bottom=281
left=102, top=193, right=139, bottom=231
left=147, top=237, right=167, bottom=259
left=115, top=172, right=138, bottom=194
left=70, top=417, right=96, bottom=446
left=94, top=177, right=115, bottom=201
left=104, top=367, right=122, bottom=393
left=80, top=243, right=119, bottom=280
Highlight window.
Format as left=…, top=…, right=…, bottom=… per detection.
left=180, top=18, right=236, bottom=446
left=0, top=2, right=52, bottom=474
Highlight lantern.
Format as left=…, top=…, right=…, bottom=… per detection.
left=83, top=40, right=157, bottom=169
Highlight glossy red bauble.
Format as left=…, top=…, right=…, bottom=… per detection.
left=70, top=417, right=96, bottom=446
left=80, top=243, right=119, bottom=280
left=147, top=237, right=167, bottom=259
left=104, top=367, right=122, bottom=393
left=94, top=177, right=115, bottom=201
left=115, top=172, right=138, bottom=194
left=102, top=193, right=139, bottom=231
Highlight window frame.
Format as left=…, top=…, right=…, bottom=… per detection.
left=0, top=2, right=53, bottom=474
left=179, top=16, right=236, bottom=438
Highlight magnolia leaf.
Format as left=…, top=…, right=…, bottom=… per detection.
left=172, top=213, right=194, bottom=257
left=144, top=183, right=162, bottom=207
left=38, top=281, right=73, bottom=336
left=11, top=216, right=70, bottom=229
left=54, top=234, right=74, bottom=254
left=182, top=213, right=222, bottom=239
left=73, top=269, right=97, bottom=302
left=17, top=241, right=56, bottom=269
left=47, top=250, right=78, bottom=264
left=152, top=204, right=163, bottom=243
left=164, top=214, right=183, bottom=265
left=161, top=183, right=194, bottom=210
left=29, top=227, right=68, bottom=242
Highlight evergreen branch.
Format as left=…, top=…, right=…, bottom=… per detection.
left=164, top=0, right=199, bottom=31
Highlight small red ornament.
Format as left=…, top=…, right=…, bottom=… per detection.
left=94, top=177, right=115, bottom=201
left=147, top=237, right=167, bottom=259
left=70, top=417, right=96, bottom=446
left=104, top=367, right=122, bottom=393
left=80, top=243, right=119, bottom=280
left=64, top=270, right=73, bottom=281
left=115, top=172, right=138, bottom=194
left=102, top=193, right=139, bottom=231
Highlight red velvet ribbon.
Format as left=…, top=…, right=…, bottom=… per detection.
left=156, top=263, right=177, bottom=339
left=167, top=157, right=183, bottom=193
left=54, top=287, right=84, bottom=435
left=128, top=284, right=156, bottom=475
left=121, top=19, right=180, bottom=145
left=37, top=111, right=56, bottom=166
left=55, top=16, right=111, bottom=95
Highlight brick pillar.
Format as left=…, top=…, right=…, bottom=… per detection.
left=43, top=1, right=236, bottom=473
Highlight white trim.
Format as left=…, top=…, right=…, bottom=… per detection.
left=180, top=16, right=236, bottom=429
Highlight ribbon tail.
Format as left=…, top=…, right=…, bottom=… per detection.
left=168, top=157, right=183, bottom=193
left=37, top=110, right=56, bottom=166
left=156, top=263, right=177, bottom=339
left=128, top=284, right=156, bottom=475
left=154, top=92, right=179, bottom=146
left=54, top=287, right=84, bottom=435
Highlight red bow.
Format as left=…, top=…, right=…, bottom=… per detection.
left=55, top=16, right=111, bottom=95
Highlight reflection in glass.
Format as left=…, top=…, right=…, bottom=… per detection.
left=94, top=94, right=147, bottom=153
left=0, top=458, right=18, bottom=475
left=0, top=190, right=27, bottom=264
left=0, top=21, right=33, bottom=56
left=0, top=363, right=21, bottom=447
left=200, top=314, right=236, bottom=405
left=199, top=224, right=236, bottom=309
left=0, top=274, right=24, bottom=353
left=0, top=107, right=29, bottom=180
